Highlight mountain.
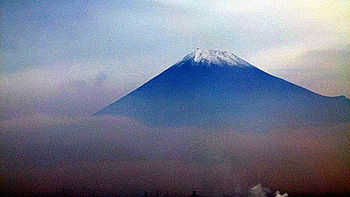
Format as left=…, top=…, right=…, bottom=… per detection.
left=94, top=49, right=350, bottom=131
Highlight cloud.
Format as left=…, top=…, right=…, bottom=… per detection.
left=275, top=191, right=288, bottom=197
left=265, top=48, right=350, bottom=97
left=1, top=114, right=349, bottom=195
left=0, top=61, right=146, bottom=118
left=248, top=184, right=270, bottom=197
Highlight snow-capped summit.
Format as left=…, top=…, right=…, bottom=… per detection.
left=176, top=48, right=253, bottom=67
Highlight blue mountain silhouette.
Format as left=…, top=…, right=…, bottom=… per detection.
left=95, top=49, right=349, bottom=131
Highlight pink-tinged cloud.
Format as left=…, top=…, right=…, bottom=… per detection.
left=1, top=114, right=349, bottom=196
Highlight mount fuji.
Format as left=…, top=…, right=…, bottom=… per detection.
left=95, top=49, right=349, bottom=131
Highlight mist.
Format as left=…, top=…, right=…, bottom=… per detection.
left=1, top=114, right=349, bottom=196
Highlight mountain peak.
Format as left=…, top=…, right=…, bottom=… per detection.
left=176, top=48, right=253, bottom=68
left=95, top=48, right=350, bottom=130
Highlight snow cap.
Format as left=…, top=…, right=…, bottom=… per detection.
left=177, top=48, right=253, bottom=68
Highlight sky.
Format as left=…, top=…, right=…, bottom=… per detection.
left=1, top=0, right=349, bottom=119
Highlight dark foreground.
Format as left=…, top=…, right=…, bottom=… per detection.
left=1, top=190, right=350, bottom=197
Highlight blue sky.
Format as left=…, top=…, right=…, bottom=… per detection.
left=1, top=0, right=349, bottom=118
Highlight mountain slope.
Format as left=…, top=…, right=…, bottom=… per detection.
left=94, top=49, right=350, bottom=131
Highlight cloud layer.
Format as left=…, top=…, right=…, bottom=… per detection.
left=1, top=114, right=349, bottom=196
